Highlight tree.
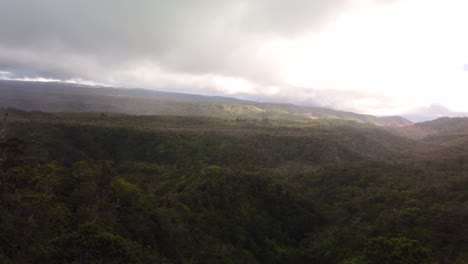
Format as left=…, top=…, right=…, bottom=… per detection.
left=364, top=237, right=434, bottom=264
left=49, top=223, right=161, bottom=263
left=0, top=111, right=7, bottom=140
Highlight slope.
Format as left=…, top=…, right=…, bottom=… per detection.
left=0, top=80, right=411, bottom=126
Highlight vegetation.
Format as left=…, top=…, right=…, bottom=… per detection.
left=0, top=80, right=411, bottom=126
left=0, top=109, right=467, bottom=263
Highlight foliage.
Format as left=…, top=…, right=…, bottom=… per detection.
left=363, top=236, right=433, bottom=264
left=0, top=110, right=467, bottom=263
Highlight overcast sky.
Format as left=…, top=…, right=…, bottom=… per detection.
left=0, top=0, right=467, bottom=119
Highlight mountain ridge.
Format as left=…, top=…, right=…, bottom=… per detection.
left=1, top=79, right=411, bottom=127
left=394, top=116, right=468, bottom=139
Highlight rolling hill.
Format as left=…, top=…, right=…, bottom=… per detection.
left=0, top=80, right=411, bottom=127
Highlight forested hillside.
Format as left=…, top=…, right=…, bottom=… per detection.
left=0, top=80, right=411, bottom=127
left=0, top=109, right=467, bottom=263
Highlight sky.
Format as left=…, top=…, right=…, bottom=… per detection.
left=0, top=0, right=467, bottom=120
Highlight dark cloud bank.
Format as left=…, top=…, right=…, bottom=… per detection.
left=0, top=0, right=349, bottom=81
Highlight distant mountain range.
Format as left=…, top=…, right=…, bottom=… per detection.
left=0, top=79, right=413, bottom=127
left=396, top=116, right=468, bottom=140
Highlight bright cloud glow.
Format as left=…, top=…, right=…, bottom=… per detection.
left=280, top=0, right=468, bottom=114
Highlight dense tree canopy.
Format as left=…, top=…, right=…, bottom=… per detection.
left=0, top=109, right=467, bottom=263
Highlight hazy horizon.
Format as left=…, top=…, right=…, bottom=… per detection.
left=1, top=0, right=468, bottom=120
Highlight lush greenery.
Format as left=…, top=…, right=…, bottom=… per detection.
left=0, top=109, right=467, bottom=263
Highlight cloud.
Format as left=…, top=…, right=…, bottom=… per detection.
left=0, top=0, right=350, bottom=82
left=0, top=0, right=366, bottom=108
left=1, top=0, right=468, bottom=117
left=403, top=104, right=468, bottom=122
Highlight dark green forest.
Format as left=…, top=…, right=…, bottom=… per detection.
left=1, top=109, right=467, bottom=263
